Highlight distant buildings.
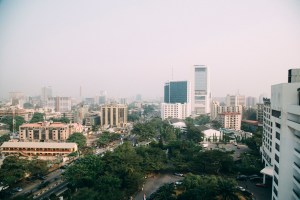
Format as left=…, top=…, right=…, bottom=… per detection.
left=211, top=101, right=242, bottom=130
left=0, top=107, right=34, bottom=121
left=9, top=92, right=25, bottom=108
left=47, top=97, right=71, bottom=112
left=260, top=69, right=300, bottom=200
left=41, top=86, right=52, bottom=106
left=226, top=94, right=245, bottom=107
left=246, top=96, right=257, bottom=108
left=256, top=103, right=264, bottom=125
left=100, top=104, right=128, bottom=128
left=191, top=65, right=211, bottom=115
left=161, top=80, right=191, bottom=120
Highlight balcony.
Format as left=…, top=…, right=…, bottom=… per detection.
left=288, top=105, right=300, bottom=116
left=294, top=162, right=300, bottom=175
left=293, top=175, right=300, bottom=190
left=293, top=189, right=300, bottom=199
left=295, top=148, right=300, bottom=160
left=287, top=120, right=300, bottom=132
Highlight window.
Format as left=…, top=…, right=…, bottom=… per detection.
left=273, top=187, right=278, bottom=196
left=274, top=165, right=279, bottom=175
left=276, top=132, right=280, bottom=140
left=274, top=176, right=278, bottom=185
left=275, top=154, right=279, bottom=163
left=275, top=143, right=280, bottom=152
left=272, top=110, right=281, bottom=118
left=275, top=123, right=281, bottom=129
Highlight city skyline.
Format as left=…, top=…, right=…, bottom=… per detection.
left=0, top=0, right=300, bottom=99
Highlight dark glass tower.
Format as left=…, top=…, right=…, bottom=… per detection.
left=164, top=81, right=188, bottom=104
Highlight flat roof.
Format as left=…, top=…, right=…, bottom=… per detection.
left=260, top=166, right=274, bottom=176
left=1, top=142, right=77, bottom=149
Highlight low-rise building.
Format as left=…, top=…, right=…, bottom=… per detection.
left=19, top=122, right=82, bottom=142
left=0, top=142, right=77, bottom=157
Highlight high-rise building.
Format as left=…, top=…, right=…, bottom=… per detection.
left=288, top=68, right=300, bottom=83
left=162, top=80, right=191, bottom=120
left=192, top=65, right=211, bottom=115
left=246, top=96, right=257, bottom=108
left=100, top=104, right=128, bottom=128
left=164, top=81, right=190, bottom=104
left=256, top=103, right=264, bottom=125
left=41, top=86, right=52, bottom=106
left=47, top=97, right=71, bottom=112
left=260, top=69, right=300, bottom=200
left=226, top=94, right=246, bottom=107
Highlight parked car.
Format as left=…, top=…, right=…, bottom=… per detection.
left=236, top=186, right=246, bottom=191
left=249, top=177, right=263, bottom=182
left=174, top=173, right=184, bottom=177
left=248, top=174, right=259, bottom=179
left=255, top=183, right=268, bottom=188
left=236, top=175, right=248, bottom=181
left=175, top=181, right=182, bottom=185
left=13, top=187, right=22, bottom=192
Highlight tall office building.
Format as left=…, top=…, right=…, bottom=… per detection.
left=100, top=104, right=127, bottom=128
left=164, top=81, right=190, bottom=104
left=226, top=94, right=246, bottom=107
left=47, top=97, right=71, bottom=112
left=41, top=86, right=52, bottom=106
left=246, top=96, right=257, bottom=108
left=161, top=80, right=191, bottom=120
left=260, top=69, right=300, bottom=200
left=192, top=65, right=211, bottom=115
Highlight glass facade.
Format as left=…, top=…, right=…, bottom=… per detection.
left=164, top=81, right=188, bottom=104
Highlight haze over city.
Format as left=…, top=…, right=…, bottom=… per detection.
left=0, top=0, right=300, bottom=99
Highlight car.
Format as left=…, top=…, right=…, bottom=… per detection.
left=248, top=175, right=259, bottom=179
left=236, top=186, right=245, bottom=191
left=174, top=173, right=184, bottom=177
left=175, top=181, right=182, bottom=185
left=13, top=187, right=22, bottom=192
left=249, top=177, right=263, bottom=182
left=242, top=190, right=254, bottom=197
left=255, top=183, right=268, bottom=188
left=236, top=175, right=248, bottom=181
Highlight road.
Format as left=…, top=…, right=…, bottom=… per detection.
left=206, top=143, right=250, bottom=160
left=134, top=173, right=183, bottom=200
left=238, top=180, right=272, bottom=200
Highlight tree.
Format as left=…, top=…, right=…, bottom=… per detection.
left=67, top=132, right=86, bottom=149
left=23, top=102, right=34, bottom=109
left=194, top=115, right=210, bottom=125
left=0, top=134, right=10, bottom=145
left=0, top=156, right=29, bottom=186
left=186, top=124, right=203, bottom=143
left=131, top=122, right=156, bottom=141
left=50, top=117, right=70, bottom=124
left=30, top=112, right=44, bottom=123
left=0, top=116, right=25, bottom=132
left=28, top=158, right=48, bottom=176
left=149, top=183, right=176, bottom=200
left=97, top=132, right=120, bottom=148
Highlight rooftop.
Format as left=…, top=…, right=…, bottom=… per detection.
left=1, top=142, right=77, bottom=149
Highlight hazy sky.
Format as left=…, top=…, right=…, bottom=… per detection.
left=0, top=0, right=300, bottom=100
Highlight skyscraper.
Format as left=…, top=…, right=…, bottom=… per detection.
left=41, top=86, right=52, bottom=106
left=192, top=65, right=211, bottom=115
left=164, top=81, right=189, bottom=104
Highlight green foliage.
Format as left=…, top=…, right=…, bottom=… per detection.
left=128, top=112, right=141, bottom=122
left=243, top=108, right=256, bottom=120
left=194, top=115, right=210, bottom=125
left=67, top=132, right=86, bottom=149
left=50, top=117, right=70, bottom=123
left=0, top=116, right=25, bottom=132
left=23, top=102, right=33, bottom=109
left=143, top=105, right=155, bottom=116
left=136, top=146, right=167, bottom=172
left=149, top=183, right=176, bottom=200
left=0, top=156, right=49, bottom=187
left=30, top=112, right=44, bottom=123
left=211, top=120, right=222, bottom=129
left=185, top=124, right=203, bottom=143
left=71, top=187, right=98, bottom=200
left=234, top=153, right=263, bottom=175
left=97, top=132, right=120, bottom=147
left=0, top=134, right=10, bottom=145
left=178, top=174, right=238, bottom=200
left=131, top=122, right=156, bottom=141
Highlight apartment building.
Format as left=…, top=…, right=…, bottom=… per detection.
left=260, top=69, right=300, bottom=200
left=19, top=121, right=79, bottom=142
left=218, top=112, right=242, bottom=130
left=161, top=103, right=188, bottom=120
left=100, top=104, right=127, bottom=128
